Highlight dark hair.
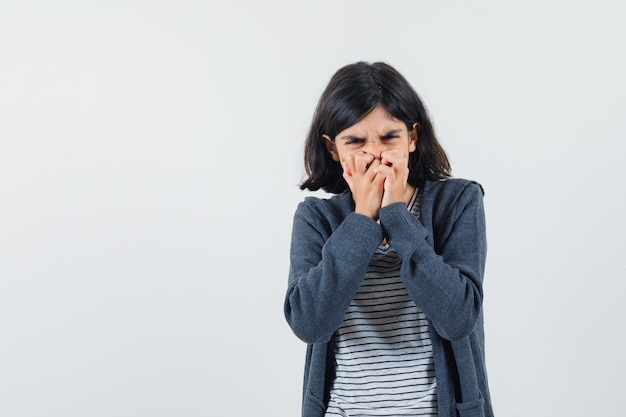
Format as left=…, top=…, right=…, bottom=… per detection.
left=300, top=61, right=451, bottom=194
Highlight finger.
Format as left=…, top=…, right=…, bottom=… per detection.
left=342, top=160, right=354, bottom=182
left=363, top=158, right=383, bottom=180
left=380, top=154, right=408, bottom=182
left=374, top=172, right=387, bottom=201
left=341, top=160, right=355, bottom=190
left=341, top=160, right=352, bottom=177
left=343, top=154, right=357, bottom=178
left=380, top=149, right=407, bottom=167
left=373, top=169, right=386, bottom=187
left=352, top=151, right=375, bottom=174
left=374, top=163, right=394, bottom=177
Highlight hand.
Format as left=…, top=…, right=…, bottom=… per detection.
left=342, top=151, right=385, bottom=220
left=375, top=149, right=410, bottom=207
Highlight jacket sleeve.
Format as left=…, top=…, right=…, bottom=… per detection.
left=284, top=199, right=383, bottom=344
left=378, top=182, right=487, bottom=341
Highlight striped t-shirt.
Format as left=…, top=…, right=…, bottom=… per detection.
left=325, top=189, right=437, bottom=417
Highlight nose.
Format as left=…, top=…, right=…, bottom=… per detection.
left=363, top=140, right=385, bottom=159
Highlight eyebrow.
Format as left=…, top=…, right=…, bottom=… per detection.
left=339, top=129, right=403, bottom=142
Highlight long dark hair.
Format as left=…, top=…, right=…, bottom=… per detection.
left=300, top=61, right=451, bottom=194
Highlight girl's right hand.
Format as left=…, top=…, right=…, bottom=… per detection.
left=342, top=151, right=386, bottom=220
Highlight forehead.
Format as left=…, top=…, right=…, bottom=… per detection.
left=342, top=105, right=404, bottom=135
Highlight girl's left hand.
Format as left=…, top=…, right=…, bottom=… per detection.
left=376, top=149, right=410, bottom=207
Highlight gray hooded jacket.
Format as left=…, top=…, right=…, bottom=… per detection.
left=285, top=178, right=494, bottom=417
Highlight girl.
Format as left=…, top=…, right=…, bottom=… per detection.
left=285, top=61, right=494, bottom=417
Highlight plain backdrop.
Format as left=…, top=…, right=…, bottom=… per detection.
left=1, top=1, right=625, bottom=416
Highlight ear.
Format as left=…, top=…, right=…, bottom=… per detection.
left=322, top=134, right=340, bottom=161
left=408, top=123, right=420, bottom=153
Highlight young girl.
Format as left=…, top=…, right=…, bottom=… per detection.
left=285, top=61, right=494, bottom=417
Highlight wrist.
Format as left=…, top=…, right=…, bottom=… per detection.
left=354, top=207, right=379, bottom=221
left=381, top=192, right=404, bottom=207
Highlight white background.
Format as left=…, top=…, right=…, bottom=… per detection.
left=1, top=1, right=625, bottom=416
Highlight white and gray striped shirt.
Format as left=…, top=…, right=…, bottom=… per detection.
left=325, top=190, right=437, bottom=417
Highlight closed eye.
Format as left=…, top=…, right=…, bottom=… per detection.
left=381, top=130, right=402, bottom=141
left=342, top=137, right=365, bottom=146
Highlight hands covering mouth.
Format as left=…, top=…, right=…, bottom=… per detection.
left=341, top=150, right=411, bottom=221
